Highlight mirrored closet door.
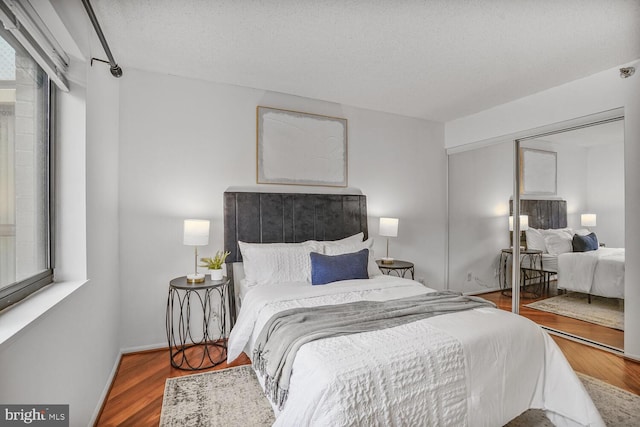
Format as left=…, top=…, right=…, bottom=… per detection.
left=448, top=117, right=625, bottom=351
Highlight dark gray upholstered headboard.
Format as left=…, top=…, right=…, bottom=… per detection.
left=223, top=191, right=368, bottom=325
left=510, top=199, right=567, bottom=229
left=509, top=199, right=567, bottom=247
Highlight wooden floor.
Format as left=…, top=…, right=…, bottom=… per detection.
left=95, top=347, right=250, bottom=427
left=96, top=288, right=640, bottom=426
left=481, top=282, right=624, bottom=350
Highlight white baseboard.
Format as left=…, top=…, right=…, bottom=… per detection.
left=89, top=350, right=122, bottom=426
left=121, top=342, right=167, bottom=354
left=464, top=286, right=502, bottom=295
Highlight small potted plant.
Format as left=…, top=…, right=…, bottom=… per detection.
left=200, top=250, right=230, bottom=281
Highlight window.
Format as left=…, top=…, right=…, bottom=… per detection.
left=0, top=28, right=53, bottom=311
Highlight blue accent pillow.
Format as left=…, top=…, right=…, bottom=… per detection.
left=310, top=249, right=369, bottom=285
left=572, top=232, right=599, bottom=252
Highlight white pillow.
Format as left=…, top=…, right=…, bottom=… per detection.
left=323, top=238, right=382, bottom=276
left=238, top=240, right=323, bottom=287
left=525, top=228, right=547, bottom=252
left=313, top=232, right=364, bottom=250
left=545, top=228, right=573, bottom=237
left=573, top=228, right=591, bottom=236
left=544, top=233, right=573, bottom=256
left=526, top=228, right=573, bottom=253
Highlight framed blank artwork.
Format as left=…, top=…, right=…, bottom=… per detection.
left=257, top=106, right=348, bottom=187
left=520, top=148, right=557, bottom=195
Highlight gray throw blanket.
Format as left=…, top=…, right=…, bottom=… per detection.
left=253, top=291, right=496, bottom=408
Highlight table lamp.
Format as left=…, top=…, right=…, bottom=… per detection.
left=509, top=215, right=529, bottom=249
left=379, top=217, right=399, bottom=264
left=183, top=219, right=210, bottom=283
left=581, top=213, right=596, bottom=228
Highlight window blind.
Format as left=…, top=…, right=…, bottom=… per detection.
left=0, top=0, right=69, bottom=91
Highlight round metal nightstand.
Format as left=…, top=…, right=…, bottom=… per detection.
left=499, top=249, right=544, bottom=298
left=375, top=259, right=415, bottom=279
left=165, top=276, right=229, bottom=370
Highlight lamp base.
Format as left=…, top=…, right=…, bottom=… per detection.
left=380, top=257, right=395, bottom=265
left=186, top=273, right=205, bottom=283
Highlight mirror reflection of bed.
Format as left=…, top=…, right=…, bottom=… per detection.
left=448, top=117, right=625, bottom=352
left=522, top=120, right=624, bottom=351
left=512, top=199, right=624, bottom=350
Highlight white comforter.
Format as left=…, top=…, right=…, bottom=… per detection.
left=227, top=276, right=604, bottom=427
left=558, top=248, right=625, bottom=299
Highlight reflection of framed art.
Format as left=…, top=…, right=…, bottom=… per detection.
left=257, top=106, right=348, bottom=187
left=520, top=148, right=557, bottom=195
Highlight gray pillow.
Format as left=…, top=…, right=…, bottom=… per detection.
left=572, top=232, right=598, bottom=252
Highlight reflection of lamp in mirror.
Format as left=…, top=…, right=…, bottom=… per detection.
left=184, top=219, right=210, bottom=283
left=581, top=213, right=597, bottom=228
left=379, top=217, right=399, bottom=264
left=509, top=215, right=529, bottom=249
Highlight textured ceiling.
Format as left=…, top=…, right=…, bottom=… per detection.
left=78, top=0, right=640, bottom=122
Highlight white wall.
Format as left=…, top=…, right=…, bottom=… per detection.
left=445, top=60, right=640, bottom=360
left=586, top=142, right=625, bottom=248
left=118, top=68, right=446, bottom=350
left=84, top=58, right=122, bottom=423
left=522, top=139, right=589, bottom=229
left=448, top=141, right=512, bottom=293
left=522, top=138, right=625, bottom=247
left=554, top=142, right=588, bottom=229
left=624, top=65, right=640, bottom=359
left=0, top=63, right=122, bottom=425
left=447, top=137, right=593, bottom=294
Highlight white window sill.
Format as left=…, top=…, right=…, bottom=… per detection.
left=0, top=279, right=89, bottom=349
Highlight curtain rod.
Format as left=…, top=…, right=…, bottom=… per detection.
left=81, top=0, right=122, bottom=77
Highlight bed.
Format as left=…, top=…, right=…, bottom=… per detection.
left=557, top=247, right=625, bottom=299
left=514, top=199, right=625, bottom=300
left=226, top=191, right=604, bottom=426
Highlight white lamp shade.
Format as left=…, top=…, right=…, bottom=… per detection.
left=581, top=214, right=597, bottom=227
left=509, top=215, right=529, bottom=231
left=379, top=217, right=399, bottom=237
left=183, top=219, right=210, bottom=246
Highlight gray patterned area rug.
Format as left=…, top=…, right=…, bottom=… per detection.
left=160, top=365, right=275, bottom=427
left=525, top=292, right=624, bottom=330
left=506, top=373, right=640, bottom=427
left=160, top=366, right=640, bottom=426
